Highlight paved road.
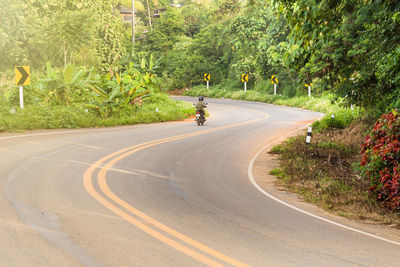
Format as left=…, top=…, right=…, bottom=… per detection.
left=1, top=97, right=399, bottom=266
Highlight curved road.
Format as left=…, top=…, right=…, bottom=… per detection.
left=1, top=97, right=399, bottom=266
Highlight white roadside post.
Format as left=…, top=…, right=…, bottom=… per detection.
left=244, top=81, right=247, bottom=92
left=351, top=90, right=356, bottom=110
left=305, top=83, right=312, bottom=98
left=306, top=127, right=312, bottom=145
left=274, top=83, right=277, bottom=96
left=19, top=85, right=24, bottom=109
left=207, top=80, right=209, bottom=89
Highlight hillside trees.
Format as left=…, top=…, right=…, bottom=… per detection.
left=30, top=1, right=95, bottom=68
left=0, top=0, right=127, bottom=72
left=0, top=0, right=33, bottom=71
left=275, top=0, right=400, bottom=111
left=134, top=0, right=303, bottom=94
left=136, top=0, right=399, bottom=108
left=134, top=3, right=210, bottom=88
left=141, top=7, right=187, bottom=54
left=135, top=0, right=242, bottom=89
left=228, top=0, right=298, bottom=94
left=94, top=0, right=127, bottom=72
left=178, top=0, right=299, bottom=94
left=3, top=0, right=399, bottom=111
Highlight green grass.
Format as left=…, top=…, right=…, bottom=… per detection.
left=0, top=93, right=195, bottom=132
left=312, top=110, right=358, bottom=131
left=269, top=144, right=285, bottom=154
left=270, top=167, right=291, bottom=181
left=316, top=141, right=352, bottom=154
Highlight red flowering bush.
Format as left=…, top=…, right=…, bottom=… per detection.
left=360, top=110, right=400, bottom=210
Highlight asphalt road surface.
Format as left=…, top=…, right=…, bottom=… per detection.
left=1, top=97, right=399, bottom=266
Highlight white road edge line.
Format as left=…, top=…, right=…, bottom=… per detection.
left=248, top=115, right=400, bottom=247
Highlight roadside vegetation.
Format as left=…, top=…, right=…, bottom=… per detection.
left=0, top=94, right=193, bottom=132
left=0, top=0, right=196, bottom=132
left=185, top=85, right=359, bottom=130
left=1, top=0, right=399, bottom=222
left=0, top=58, right=194, bottom=132
left=270, top=112, right=400, bottom=227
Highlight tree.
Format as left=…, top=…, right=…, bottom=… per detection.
left=88, top=0, right=127, bottom=72
left=132, top=0, right=136, bottom=44
left=38, top=6, right=94, bottom=67
left=0, top=0, right=32, bottom=71
left=1, top=0, right=129, bottom=72
left=139, top=7, right=186, bottom=54
left=275, top=0, right=400, bottom=110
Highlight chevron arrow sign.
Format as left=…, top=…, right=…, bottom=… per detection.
left=15, top=66, right=30, bottom=86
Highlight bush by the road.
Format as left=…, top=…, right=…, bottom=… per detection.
left=0, top=59, right=196, bottom=133
left=0, top=93, right=194, bottom=132
left=312, top=110, right=358, bottom=131
left=360, top=110, right=400, bottom=210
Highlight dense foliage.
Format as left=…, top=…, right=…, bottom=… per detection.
left=0, top=0, right=127, bottom=72
left=3, top=0, right=400, bottom=114
left=360, top=110, right=400, bottom=210
left=275, top=0, right=400, bottom=111
left=2, top=0, right=400, bottom=125
left=131, top=0, right=400, bottom=113
left=135, top=0, right=298, bottom=94
left=8, top=57, right=159, bottom=117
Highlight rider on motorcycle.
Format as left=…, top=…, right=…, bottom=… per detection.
left=196, top=96, right=207, bottom=117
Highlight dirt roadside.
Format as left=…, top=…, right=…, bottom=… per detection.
left=251, top=126, right=400, bottom=244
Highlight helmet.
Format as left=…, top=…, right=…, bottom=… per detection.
left=199, top=96, right=204, bottom=101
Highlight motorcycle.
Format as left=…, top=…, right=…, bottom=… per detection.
left=193, top=103, right=207, bottom=126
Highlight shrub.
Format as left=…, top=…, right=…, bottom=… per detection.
left=360, top=110, right=400, bottom=210
left=312, top=110, right=357, bottom=131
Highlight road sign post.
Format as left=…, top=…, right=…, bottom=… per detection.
left=15, top=66, right=30, bottom=109
left=204, top=73, right=210, bottom=89
left=271, top=75, right=278, bottom=95
left=241, top=74, right=248, bottom=91
left=19, top=85, right=24, bottom=109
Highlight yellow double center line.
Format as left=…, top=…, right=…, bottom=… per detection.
left=84, top=113, right=268, bottom=266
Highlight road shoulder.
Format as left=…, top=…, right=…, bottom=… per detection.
left=251, top=128, right=400, bottom=244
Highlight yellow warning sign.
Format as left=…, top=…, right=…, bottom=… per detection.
left=15, top=66, right=30, bottom=86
